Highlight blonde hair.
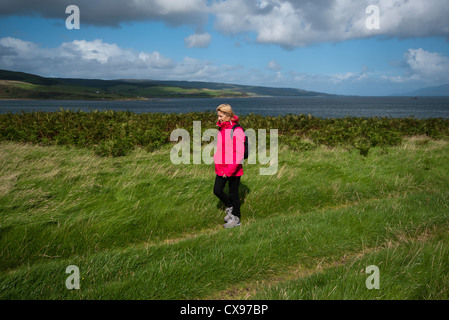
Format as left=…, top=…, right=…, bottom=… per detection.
left=216, top=104, right=234, bottom=118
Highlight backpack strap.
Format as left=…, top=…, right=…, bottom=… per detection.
left=230, top=124, right=243, bottom=138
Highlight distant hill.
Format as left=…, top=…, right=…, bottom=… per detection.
left=396, top=83, right=449, bottom=97
left=110, top=78, right=331, bottom=97
left=0, top=69, right=331, bottom=100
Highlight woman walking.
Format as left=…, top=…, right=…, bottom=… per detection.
left=213, top=104, right=245, bottom=228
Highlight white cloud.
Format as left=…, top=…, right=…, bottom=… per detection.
left=211, top=0, right=449, bottom=48
left=0, top=37, right=232, bottom=81
left=0, top=37, right=47, bottom=70
left=267, top=60, right=282, bottom=71
left=60, top=39, right=128, bottom=64
left=0, top=37, right=39, bottom=58
left=405, top=48, right=449, bottom=82
left=184, top=33, right=212, bottom=48
left=380, top=48, right=449, bottom=85
left=0, top=37, right=180, bottom=79
left=1, top=0, right=448, bottom=50
left=138, top=51, right=174, bottom=69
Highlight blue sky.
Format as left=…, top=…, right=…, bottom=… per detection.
left=1, top=0, right=449, bottom=96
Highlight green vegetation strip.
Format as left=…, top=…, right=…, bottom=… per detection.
left=1, top=109, right=449, bottom=157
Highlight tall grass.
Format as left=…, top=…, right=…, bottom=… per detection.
left=252, top=226, right=449, bottom=300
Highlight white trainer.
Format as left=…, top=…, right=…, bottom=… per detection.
left=223, top=215, right=241, bottom=228
left=224, top=207, right=233, bottom=223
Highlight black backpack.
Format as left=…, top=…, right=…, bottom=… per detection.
left=231, top=124, right=249, bottom=159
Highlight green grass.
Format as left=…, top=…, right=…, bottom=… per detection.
left=139, top=85, right=247, bottom=98
left=252, top=227, right=449, bottom=300
left=1, top=134, right=449, bottom=299
left=0, top=80, right=130, bottom=100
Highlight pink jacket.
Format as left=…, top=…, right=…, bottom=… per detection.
left=214, top=115, right=245, bottom=177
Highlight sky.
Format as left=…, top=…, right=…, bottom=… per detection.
left=1, top=0, right=449, bottom=96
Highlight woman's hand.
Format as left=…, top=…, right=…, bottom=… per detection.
left=223, top=174, right=227, bottom=178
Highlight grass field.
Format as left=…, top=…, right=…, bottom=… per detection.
left=0, top=133, right=448, bottom=300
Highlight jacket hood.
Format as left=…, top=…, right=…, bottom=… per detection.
left=217, top=114, right=239, bottom=129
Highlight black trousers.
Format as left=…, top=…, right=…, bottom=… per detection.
left=213, top=174, right=241, bottom=218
